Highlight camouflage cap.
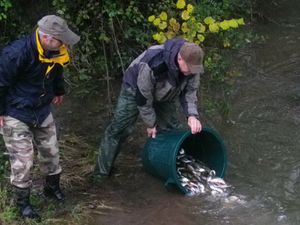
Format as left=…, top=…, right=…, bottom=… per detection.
left=38, top=15, right=80, bottom=45
left=179, top=42, right=204, bottom=74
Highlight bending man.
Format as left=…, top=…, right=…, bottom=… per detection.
left=95, top=38, right=204, bottom=179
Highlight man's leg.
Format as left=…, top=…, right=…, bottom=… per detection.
left=32, top=113, right=64, bottom=201
left=2, top=116, right=40, bottom=220
left=94, top=86, right=139, bottom=177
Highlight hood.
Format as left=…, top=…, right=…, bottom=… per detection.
left=163, top=38, right=185, bottom=85
left=163, top=38, right=185, bottom=71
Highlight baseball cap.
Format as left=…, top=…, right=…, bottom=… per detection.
left=179, top=42, right=204, bottom=74
left=38, top=15, right=80, bottom=45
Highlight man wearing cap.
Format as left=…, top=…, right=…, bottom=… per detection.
left=94, top=38, right=204, bottom=179
left=0, top=15, right=80, bottom=220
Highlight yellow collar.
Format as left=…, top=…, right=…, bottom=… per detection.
left=35, top=28, right=70, bottom=75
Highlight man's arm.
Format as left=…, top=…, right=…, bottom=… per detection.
left=180, top=73, right=200, bottom=117
left=52, top=65, right=65, bottom=106
left=136, top=62, right=157, bottom=134
left=53, top=65, right=65, bottom=96
left=180, top=73, right=202, bottom=133
left=0, top=47, right=25, bottom=124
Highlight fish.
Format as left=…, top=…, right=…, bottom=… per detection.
left=176, top=148, right=230, bottom=196
left=207, top=177, right=231, bottom=188
left=179, top=148, right=185, bottom=155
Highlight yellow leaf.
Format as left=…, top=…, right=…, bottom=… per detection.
left=182, top=35, right=192, bottom=42
left=152, top=33, right=161, bottom=41
left=204, top=16, right=215, bottom=25
left=197, top=22, right=206, bottom=33
left=176, top=0, right=186, bottom=9
left=159, top=11, right=168, bottom=21
left=172, top=22, right=180, bottom=32
left=181, top=10, right=190, bottom=20
left=148, top=15, right=155, bottom=22
left=187, top=4, right=194, bottom=13
left=189, top=30, right=197, bottom=38
left=169, top=18, right=177, bottom=26
left=228, top=19, right=238, bottom=28
left=237, top=18, right=245, bottom=25
left=153, top=18, right=161, bottom=26
left=197, top=34, right=205, bottom=42
left=209, top=23, right=219, bottom=33
left=219, top=20, right=229, bottom=30
left=181, top=22, right=189, bottom=33
left=158, top=32, right=167, bottom=44
left=158, top=21, right=168, bottom=30
left=166, top=31, right=176, bottom=39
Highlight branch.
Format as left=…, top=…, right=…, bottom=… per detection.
left=110, top=18, right=125, bottom=74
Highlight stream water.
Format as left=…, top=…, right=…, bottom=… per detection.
left=216, top=0, right=300, bottom=224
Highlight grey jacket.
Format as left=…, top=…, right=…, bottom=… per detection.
left=123, top=38, right=200, bottom=127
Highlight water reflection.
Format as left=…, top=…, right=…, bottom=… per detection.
left=219, top=0, right=300, bottom=223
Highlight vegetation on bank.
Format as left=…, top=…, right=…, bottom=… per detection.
left=1, top=0, right=257, bottom=90
left=0, top=0, right=268, bottom=223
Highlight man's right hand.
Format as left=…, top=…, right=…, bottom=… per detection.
left=147, top=126, right=157, bottom=138
left=0, top=116, right=4, bottom=127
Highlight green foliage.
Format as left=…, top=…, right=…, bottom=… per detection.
left=0, top=0, right=260, bottom=99
left=0, top=0, right=12, bottom=21
left=195, top=0, right=253, bottom=19
left=204, top=50, right=230, bottom=83
left=50, top=0, right=153, bottom=96
left=203, top=96, right=229, bottom=117
left=0, top=0, right=12, bottom=44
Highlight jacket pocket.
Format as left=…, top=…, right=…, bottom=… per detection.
left=9, top=97, right=34, bottom=109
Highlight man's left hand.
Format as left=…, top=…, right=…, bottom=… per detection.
left=188, top=116, right=202, bottom=134
left=52, top=96, right=64, bottom=106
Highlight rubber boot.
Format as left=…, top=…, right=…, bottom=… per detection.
left=44, top=173, right=65, bottom=201
left=14, top=186, right=41, bottom=221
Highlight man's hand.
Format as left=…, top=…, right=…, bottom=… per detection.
left=52, top=96, right=64, bottom=106
left=147, top=126, right=157, bottom=138
left=188, top=116, right=202, bottom=134
left=0, top=116, right=4, bottom=127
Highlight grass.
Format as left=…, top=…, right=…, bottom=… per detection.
left=58, top=133, right=96, bottom=187
left=0, top=186, right=18, bottom=225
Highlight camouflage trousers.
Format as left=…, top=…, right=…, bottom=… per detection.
left=1, top=113, right=62, bottom=188
left=94, top=85, right=181, bottom=176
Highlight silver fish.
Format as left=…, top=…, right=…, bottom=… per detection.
left=177, top=148, right=230, bottom=196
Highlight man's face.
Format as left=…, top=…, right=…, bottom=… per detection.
left=177, top=53, right=191, bottom=76
left=41, top=35, right=63, bottom=51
